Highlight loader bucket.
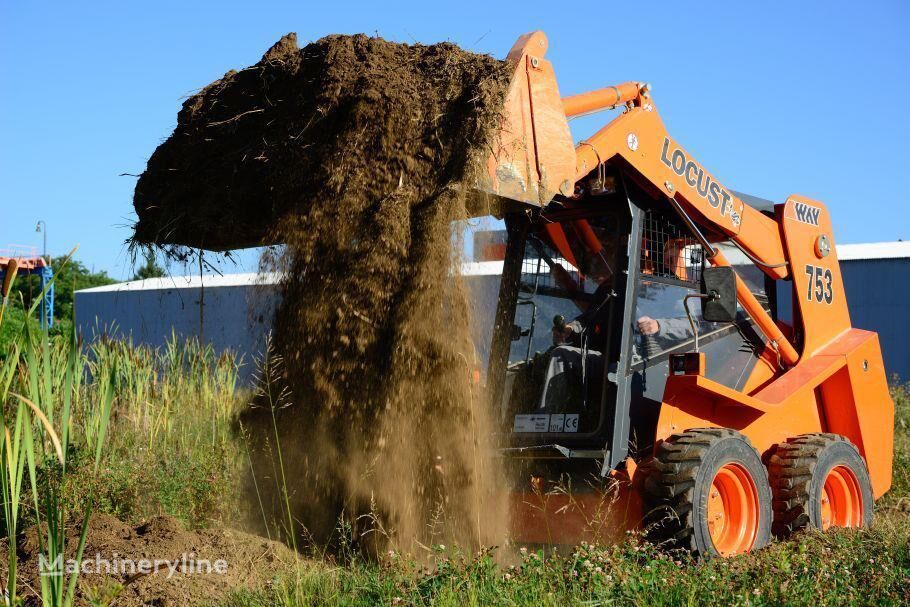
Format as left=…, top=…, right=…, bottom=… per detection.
left=508, top=463, right=644, bottom=545
left=476, top=31, right=578, bottom=207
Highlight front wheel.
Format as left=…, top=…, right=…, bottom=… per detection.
left=644, top=428, right=773, bottom=557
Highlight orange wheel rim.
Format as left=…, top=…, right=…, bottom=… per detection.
left=820, top=465, right=863, bottom=530
left=706, top=463, right=759, bottom=556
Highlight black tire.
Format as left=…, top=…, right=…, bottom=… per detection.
left=643, top=428, right=773, bottom=557
left=767, top=433, right=873, bottom=537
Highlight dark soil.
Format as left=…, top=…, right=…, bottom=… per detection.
left=133, top=33, right=512, bottom=554
left=4, top=514, right=297, bottom=607
left=133, top=32, right=508, bottom=251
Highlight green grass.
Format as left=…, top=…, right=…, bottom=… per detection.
left=0, top=325, right=246, bottom=604
left=50, top=334, right=247, bottom=529
left=2, top=326, right=245, bottom=533
left=1, top=259, right=115, bottom=607
left=214, top=389, right=910, bottom=607
left=3, top=284, right=908, bottom=605
left=218, top=527, right=909, bottom=606
left=884, top=383, right=910, bottom=507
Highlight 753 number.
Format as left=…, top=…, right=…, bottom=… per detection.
left=805, top=265, right=833, bottom=304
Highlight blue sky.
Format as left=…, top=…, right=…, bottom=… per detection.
left=2, top=0, right=908, bottom=279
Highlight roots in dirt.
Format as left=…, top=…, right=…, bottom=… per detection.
left=133, top=33, right=513, bottom=554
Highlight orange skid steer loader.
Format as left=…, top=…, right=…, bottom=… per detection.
left=478, top=31, right=894, bottom=556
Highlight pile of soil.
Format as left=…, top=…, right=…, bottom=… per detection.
left=133, top=33, right=513, bottom=552
left=5, top=514, right=297, bottom=606
left=133, top=32, right=508, bottom=251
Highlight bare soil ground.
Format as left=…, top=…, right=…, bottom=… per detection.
left=5, top=514, right=297, bottom=606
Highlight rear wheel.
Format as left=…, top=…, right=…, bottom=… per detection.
left=767, top=433, right=873, bottom=536
left=644, top=428, right=772, bottom=557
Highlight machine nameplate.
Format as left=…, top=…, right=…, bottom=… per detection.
left=513, top=414, right=579, bottom=433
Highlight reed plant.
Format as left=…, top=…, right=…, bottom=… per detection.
left=0, top=256, right=244, bottom=604
left=0, top=251, right=115, bottom=606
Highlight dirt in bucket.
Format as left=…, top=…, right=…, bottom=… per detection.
left=132, top=33, right=514, bottom=554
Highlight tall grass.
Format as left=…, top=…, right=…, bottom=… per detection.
left=0, top=255, right=115, bottom=606
left=59, top=331, right=245, bottom=528
left=86, top=330, right=240, bottom=454
left=0, top=262, right=245, bottom=604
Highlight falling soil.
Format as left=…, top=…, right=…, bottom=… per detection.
left=4, top=514, right=297, bottom=606
left=133, top=33, right=513, bottom=553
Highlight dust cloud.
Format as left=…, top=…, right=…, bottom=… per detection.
left=133, top=33, right=514, bottom=555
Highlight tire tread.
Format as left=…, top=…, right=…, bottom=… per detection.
left=643, top=428, right=766, bottom=554
left=766, top=433, right=865, bottom=536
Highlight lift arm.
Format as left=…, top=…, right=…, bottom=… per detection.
left=570, top=92, right=800, bottom=366
left=477, top=31, right=800, bottom=365
left=568, top=84, right=789, bottom=276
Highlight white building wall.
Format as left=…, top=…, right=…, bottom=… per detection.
left=75, top=274, right=279, bottom=381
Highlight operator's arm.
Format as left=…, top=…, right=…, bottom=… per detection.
left=637, top=316, right=694, bottom=341
left=657, top=317, right=695, bottom=341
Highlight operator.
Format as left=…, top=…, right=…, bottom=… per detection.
left=550, top=278, right=614, bottom=349
left=539, top=270, right=614, bottom=412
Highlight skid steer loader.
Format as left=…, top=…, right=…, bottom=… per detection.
left=135, top=29, right=895, bottom=558
left=476, top=31, right=894, bottom=556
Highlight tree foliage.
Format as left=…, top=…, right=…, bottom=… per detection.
left=132, top=249, right=166, bottom=281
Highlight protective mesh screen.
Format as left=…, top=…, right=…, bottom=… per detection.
left=640, top=210, right=703, bottom=285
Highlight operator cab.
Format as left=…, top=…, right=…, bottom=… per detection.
left=486, top=171, right=775, bottom=476
left=494, top=203, right=626, bottom=445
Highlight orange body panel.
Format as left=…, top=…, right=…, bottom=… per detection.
left=778, top=196, right=852, bottom=357
left=654, top=329, right=894, bottom=497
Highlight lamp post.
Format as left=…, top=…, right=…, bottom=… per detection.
left=35, top=220, right=47, bottom=330
left=35, top=220, right=47, bottom=263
